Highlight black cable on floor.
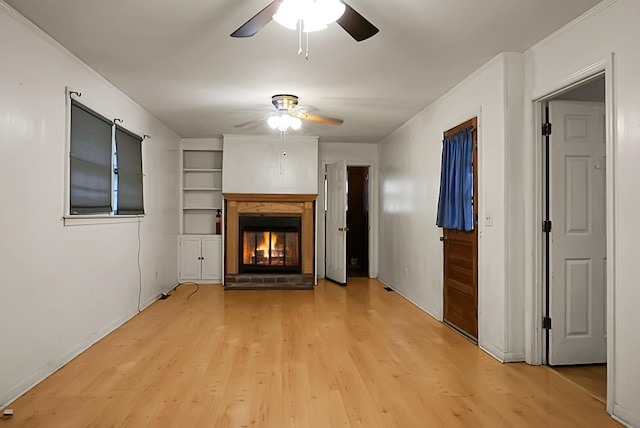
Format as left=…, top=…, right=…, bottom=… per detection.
left=163, top=282, right=200, bottom=301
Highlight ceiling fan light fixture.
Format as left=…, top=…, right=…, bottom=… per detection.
left=278, top=114, right=292, bottom=132
left=315, top=0, right=346, bottom=25
left=290, top=116, right=302, bottom=130
left=262, top=94, right=342, bottom=132
left=268, top=115, right=281, bottom=129
left=267, top=113, right=303, bottom=132
left=272, top=94, right=299, bottom=111
left=302, top=18, right=328, bottom=33
left=273, top=0, right=346, bottom=32
left=273, top=1, right=299, bottom=31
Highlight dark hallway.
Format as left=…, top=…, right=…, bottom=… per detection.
left=347, top=166, right=369, bottom=278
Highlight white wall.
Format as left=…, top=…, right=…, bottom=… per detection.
left=377, top=53, right=526, bottom=362
left=222, top=134, right=318, bottom=194
left=317, top=142, right=378, bottom=278
left=0, top=3, right=179, bottom=408
left=523, top=0, right=640, bottom=424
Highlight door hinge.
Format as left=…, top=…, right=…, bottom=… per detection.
left=542, top=317, right=552, bottom=330
left=542, top=123, right=552, bottom=136
left=543, top=220, right=552, bottom=233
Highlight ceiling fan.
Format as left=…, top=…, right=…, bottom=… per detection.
left=230, top=0, right=379, bottom=42
left=267, top=94, right=343, bottom=131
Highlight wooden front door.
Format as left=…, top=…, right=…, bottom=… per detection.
left=443, top=118, right=478, bottom=339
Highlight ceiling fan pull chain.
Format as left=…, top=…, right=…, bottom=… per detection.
left=279, top=131, right=286, bottom=175
left=305, top=31, right=310, bottom=60
left=298, top=21, right=303, bottom=55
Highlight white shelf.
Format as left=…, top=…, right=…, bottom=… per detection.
left=180, top=144, right=223, bottom=236
left=183, top=209, right=216, bottom=234
left=183, top=150, right=222, bottom=170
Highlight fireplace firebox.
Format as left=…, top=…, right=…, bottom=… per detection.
left=239, top=216, right=302, bottom=274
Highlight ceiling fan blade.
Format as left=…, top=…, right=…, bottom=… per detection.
left=300, top=113, right=344, bottom=126
left=336, top=2, right=379, bottom=42
left=230, top=1, right=282, bottom=38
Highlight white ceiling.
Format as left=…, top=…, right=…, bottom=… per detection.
left=6, top=0, right=603, bottom=142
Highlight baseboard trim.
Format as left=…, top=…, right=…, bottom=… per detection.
left=479, top=343, right=507, bottom=363
left=376, top=278, right=443, bottom=321
left=613, top=404, right=638, bottom=428
left=503, top=352, right=526, bottom=363
left=1, top=310, right=137, bottom=408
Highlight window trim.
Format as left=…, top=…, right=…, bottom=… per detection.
left=64, top=88, right=146, bottom=226
left=63, top=214, right=143, bottom=227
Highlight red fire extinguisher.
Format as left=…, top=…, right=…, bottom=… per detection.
left=215, top=210, right=222, bottom=234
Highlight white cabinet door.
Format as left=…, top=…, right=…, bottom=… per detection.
left=201, top=236, right=222, bottom=281
left=180, top=237, right=202, bottom=280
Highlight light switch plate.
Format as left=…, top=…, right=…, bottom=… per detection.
left=485, top=212, right=494, bottom=227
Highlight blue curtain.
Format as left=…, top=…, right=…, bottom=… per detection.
left=436, top=126, right=474, bottom=231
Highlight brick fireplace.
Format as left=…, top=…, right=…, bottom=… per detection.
left=224, top=193, right=315, bottom=289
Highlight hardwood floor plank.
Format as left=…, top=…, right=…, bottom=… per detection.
left=551, top=364, right=607, bottom=403
left=4, top=278, right=619, bottom=427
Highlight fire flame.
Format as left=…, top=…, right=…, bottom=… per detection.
left=256, top=231, right=278, bottom=258
left=243, top=230, right=297, bottom=266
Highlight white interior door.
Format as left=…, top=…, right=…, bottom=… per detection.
left=326, top=160, right=347, bottom=285
left=549, top=100, right=606, bottom=365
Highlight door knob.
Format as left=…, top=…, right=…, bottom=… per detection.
left=338, top=227, right=349, bottom=232
left=440, top=236, right=446, bottom=241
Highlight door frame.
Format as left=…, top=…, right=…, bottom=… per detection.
left=530, top=56, right=616, bottom=412
left=320, top=160, right=377, bottom=279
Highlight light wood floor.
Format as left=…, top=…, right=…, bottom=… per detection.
left=552, top=364, right=607, bottom=404
left=4, top=278, right=619, bottom=427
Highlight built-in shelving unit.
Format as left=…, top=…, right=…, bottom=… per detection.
left=179, top=138, right=223, bottom=283
left=182, top=149, right=223, bottom=234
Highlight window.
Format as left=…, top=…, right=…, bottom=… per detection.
left=114, top=126, right=144, bottom=214
left=69, top=99, right=144, bottom=216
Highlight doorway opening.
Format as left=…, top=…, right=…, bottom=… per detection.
left=347, top=166, right=369, bottom=278
left=541, top=74, right=607, bottom=404
left=324, top=161, right=372, bottom=284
